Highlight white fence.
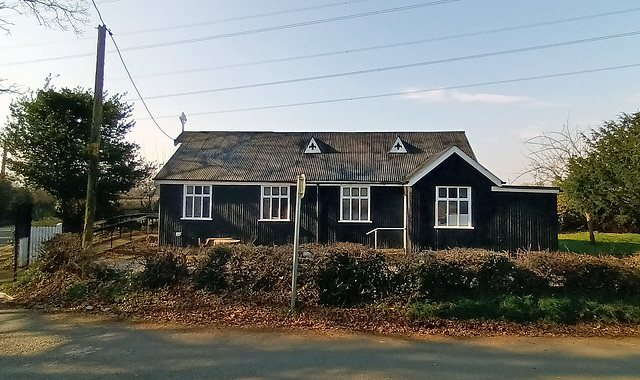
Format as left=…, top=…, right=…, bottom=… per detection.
left=18, top=223, right=63, bottom=266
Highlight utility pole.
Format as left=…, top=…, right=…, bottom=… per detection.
left=82, top=24, right=107, bottom=248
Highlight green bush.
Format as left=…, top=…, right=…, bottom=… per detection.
left=410, top=298, right=499, bottom=321
left=193, top=246, right=231, bottom=292
left=562, top=263, right=640, bottom=296
left=477, top=254, right=516, bottom=293
left=537, top=296, right=582, bottom=323
left=135, top=251, right=188, bottom=289
left=499, top=294, right=541, bottom=322
left=419, top=262, right=476, bottom=299
left=94, top=267, right=130, bottom=303
left=317, top=251, right=388, bottom=307
left=478, top=254, right=548, bottom=295
left=67, top=283, right=89, bottom=301
left=581, top=299, right=640, bottom=323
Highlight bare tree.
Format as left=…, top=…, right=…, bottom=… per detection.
left=137, top=177, right=158, bottom=211
left=0, top=79, right=19, bottom=95
left=0, top=1, right=89, bottom=93
left=518, top=122, right=589, bottom=186
left=1, top=0, right=89, bottom=34
left=519, top=121, right=600, bottom=242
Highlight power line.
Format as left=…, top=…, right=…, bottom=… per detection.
left=119, top=0, right=463, bottom=53
left=4, top=0, right=378, bottom=49
left=139, top=63, right=640, bottom=119
left=109, top=32, right=175, bottom=140
left=2, top=0, right=456, bottom=51
left=129, top=30, right=640, bottom=101
left=91, top=0, right=106, bottom=26
left=124, top=7, right=640, bottom=80
left=119, top=0, right=379, bottom=36
left=90, top=0, right=175, bottom=140
left=4, top=5, right=639, bottom=69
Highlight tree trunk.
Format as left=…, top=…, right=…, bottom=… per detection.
left=585, top=212, right=596, bottom=244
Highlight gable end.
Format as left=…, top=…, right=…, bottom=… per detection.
left=406, top=146, right=502, bottom=186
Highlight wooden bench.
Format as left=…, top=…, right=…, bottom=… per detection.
left=203, top=237, right=241, bottom=246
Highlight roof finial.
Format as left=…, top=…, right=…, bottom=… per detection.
left=179, top=112, right=187, bottom=132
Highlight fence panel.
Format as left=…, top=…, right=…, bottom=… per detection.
left=28, top=223, right=63, bottom=264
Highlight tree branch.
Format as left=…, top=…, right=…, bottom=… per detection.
left=0, top=0, right=89, bottom=35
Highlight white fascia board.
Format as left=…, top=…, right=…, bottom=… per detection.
left=491, top=186, right=560, bottom=194
left=155, top=179, right=404, bottom=187
left=316, top=182, right=403, bottom=187
left=406, top=146, right=502, bottom=187
left=155, top=180, right=292, bottom=186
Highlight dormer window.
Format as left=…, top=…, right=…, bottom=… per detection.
left=389, top=136, right=407, bottom=154
left=304, top=137, right=322, bottom=154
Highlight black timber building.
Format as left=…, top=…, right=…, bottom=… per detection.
left=154, top=131, right=559, bottom=251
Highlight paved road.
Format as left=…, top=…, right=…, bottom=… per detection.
left=2, top=305, right=640, bottom=380
left=0, top=226, right=13, bottom=246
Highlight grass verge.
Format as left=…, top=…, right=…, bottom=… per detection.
left=558, top=232, right=640, bottom=256
left=409, top=295, right=640, bottom=324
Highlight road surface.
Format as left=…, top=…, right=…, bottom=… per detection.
left=1, top=305, right=640, bottom=379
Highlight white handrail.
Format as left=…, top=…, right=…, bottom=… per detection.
left=365, top=227, right=405, bottom=250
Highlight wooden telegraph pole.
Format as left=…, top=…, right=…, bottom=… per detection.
left=82, top=24, right=107, bottom=248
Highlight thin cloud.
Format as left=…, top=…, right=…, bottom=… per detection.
left=404, top=88, right=547, bottom=106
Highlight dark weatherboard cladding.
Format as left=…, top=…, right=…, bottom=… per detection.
left=156, top=131, right=559, bottom=251
left=159, top=184, right=405, bottom=248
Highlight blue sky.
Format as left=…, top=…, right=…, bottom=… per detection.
left=1, top=0, right=639, bottom=183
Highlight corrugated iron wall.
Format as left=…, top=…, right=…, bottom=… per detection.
left=159, top=184, right=183, bottom=246
left=407, top=155, right=558, bottom=252
left=487, top=192, right=558, bottom=252
left=160, top=183, right=406, bottom=248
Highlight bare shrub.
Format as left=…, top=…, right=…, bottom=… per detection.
left=38, top=233, right=99, bottom=278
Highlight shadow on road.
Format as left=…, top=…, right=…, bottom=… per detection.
left=1, top=305, right=639, bottom=379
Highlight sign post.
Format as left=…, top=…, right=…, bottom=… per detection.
left=290, top=174, right=306, bottom=311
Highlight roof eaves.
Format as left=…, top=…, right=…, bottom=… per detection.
left=491, top=185, right=561, bottom=194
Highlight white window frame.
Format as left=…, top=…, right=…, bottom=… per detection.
left=340, top=185, right=372, bottom=223
left=260, top=184, right=291, bottom=222
left=435, top=186, right=473, bottom=229
left=182, top=184, right=212, bottom=220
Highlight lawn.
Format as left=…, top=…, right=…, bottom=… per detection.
left=558, top=232, right=640, bottom=256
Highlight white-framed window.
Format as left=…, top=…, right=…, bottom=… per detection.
left=260, top=185, right=290, bottom=221
left=183, top=184, right=212, bottom=220
left=435, top=186, right=472, bottom=228
left=340, top=186, right=371, bottom=222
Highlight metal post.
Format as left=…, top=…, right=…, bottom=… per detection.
left=374, top=230, right=378, bottom=250
left=290, top=174, right=306, bottom=311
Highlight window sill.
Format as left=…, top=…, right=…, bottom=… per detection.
left=181, top=217, right=213, bottom=221
left=339, top=220, right=373, bottom=223
left=258, top=219, right=291, bottom=222
left=434, top=226, right=474, bottom=230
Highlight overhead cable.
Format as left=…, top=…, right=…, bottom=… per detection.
left=91, top=0, right=175, bottom=140
left=138, top=63, right=640, bottom=118
left=130, top=30, right=640, bottom=101
left=4, top=6, right=639, bottom=68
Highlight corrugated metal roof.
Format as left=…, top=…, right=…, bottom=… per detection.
left=154, top=131, right=476, bottom=183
